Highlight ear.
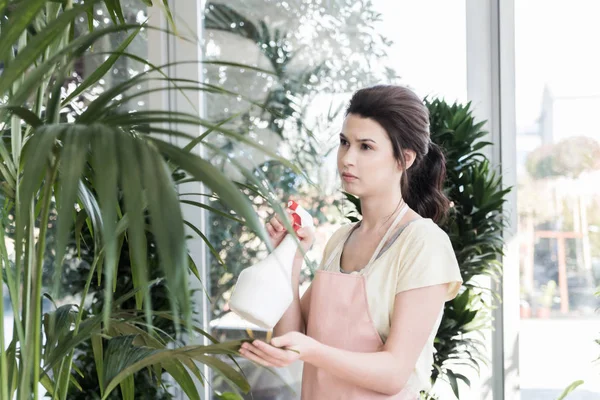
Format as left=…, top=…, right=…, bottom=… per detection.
left=397, top=149, right=417, bottom=171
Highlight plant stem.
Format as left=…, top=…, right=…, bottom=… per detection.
left=11, top=30, right=27, bottom=167
left=0, top=210, right=24, bottom=344
left=31, top=159, right=58, bottom=399
left=12, top=28, right=27, bottom=400
left=18, top=203, right=35, bottom=400
left=56, top=255, right=101, bottom=400
left=0, top=252, right=8, bottom=400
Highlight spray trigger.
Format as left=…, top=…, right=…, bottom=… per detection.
left=292, top=213, right=301, bottom=232
left=287, top=200, right=303, bottom=232
left=287, top=201, right=302, bottom=232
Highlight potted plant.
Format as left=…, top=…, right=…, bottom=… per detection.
left=0, top=1, right=292, bottom=398
left=535, top=280, right=557, bottom=318
left=520, top=286, right=532, bottom=319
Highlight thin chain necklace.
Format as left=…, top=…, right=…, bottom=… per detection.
left=357, top=198, right=406, bottom=235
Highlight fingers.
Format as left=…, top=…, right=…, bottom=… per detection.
left=240, top=346, right=276, bottom=367
left=270, top=335, right=290, bottom=348
left=240, top=341, right=291, bottom=368
left=295, top=226, right=315, bottom=243
left=268, top=211, right=293, bottom=233
left=268, top=216, right=282, bottom=232
left=253, top=340, right=294, bottom=359
left=266, top=222, right=276, bottom=237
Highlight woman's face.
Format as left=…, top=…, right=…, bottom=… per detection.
left=337, top=114, right=404, bottom=198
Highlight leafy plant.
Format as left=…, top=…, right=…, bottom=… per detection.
left=344, top=99, right=511, bottom=399
left=59, top=210, right=180, bottom=399
left=425, top=99, right=510, bottom=398
left=202, top=0, right=393, bottom=323
left=0, top=1, right=298, bottom=399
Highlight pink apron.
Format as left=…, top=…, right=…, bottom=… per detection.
left=301, top=204, right=418, bottom=400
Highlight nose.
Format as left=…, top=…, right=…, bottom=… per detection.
left=338, top=145, right=356, bottom=168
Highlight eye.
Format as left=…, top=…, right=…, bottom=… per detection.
left=340, top=138, right=349, bottom=146
left=361, top=143, right=372, bottom=150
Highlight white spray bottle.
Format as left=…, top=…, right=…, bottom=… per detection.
left=229, top=200, right=313, bottom=330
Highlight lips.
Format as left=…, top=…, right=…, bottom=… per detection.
left=342, top=172, right=358, bottom=181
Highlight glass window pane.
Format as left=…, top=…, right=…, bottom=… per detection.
left=516, top=1, right=600, bottom=398
left=202, top=1, right=466, bottom=398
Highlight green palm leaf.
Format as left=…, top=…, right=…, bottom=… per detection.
left=6, top=23, right=142, bottom=108
left=0, top=0, right=48, bottom=63
left=16, top=126, right=61, bottom=270
left=102, top=337, right=250, bottom=399
left=54, top=126, right=90, bottom=292
left=0, top=106, right=43, bottom=128
left=62, top=26, right=142, bottom=105
left=151, top=138, right=272, bottom=250
left=118, top=133, right=152, bottom=315
left=0, top=2, right=97, bottom=97
left=138, top=138, right=191, bottom=327
left=90, top=126, right=120, bottom=327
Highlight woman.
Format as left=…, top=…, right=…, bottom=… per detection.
left=239, top=85, right=463, bottom=399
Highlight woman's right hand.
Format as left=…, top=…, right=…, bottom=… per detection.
left=266, top=210, right=295, bottom=248
left=266, top=209, right=315, bottom=258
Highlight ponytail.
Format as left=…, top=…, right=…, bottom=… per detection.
left=402, top=142, right=449, bottom=224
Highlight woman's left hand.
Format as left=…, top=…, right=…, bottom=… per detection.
left=239, top=332, right=319, bottom=368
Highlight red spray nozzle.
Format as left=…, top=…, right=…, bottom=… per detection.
left=287, top=200, right=302, bottom=231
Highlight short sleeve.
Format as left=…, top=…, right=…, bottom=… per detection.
left=394, top=220, right=463, bottom=301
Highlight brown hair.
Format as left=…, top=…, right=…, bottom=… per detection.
left=345, top=85, right=450, bottom=223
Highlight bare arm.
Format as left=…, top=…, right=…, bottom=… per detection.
left=302, top=283, right=448, bottom=395
left=247, top=283, right=449, bottom=396
left=266, top=207, right=315, bottom=337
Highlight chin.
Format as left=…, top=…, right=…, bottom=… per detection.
left=341, top=183, right=361, bottom=196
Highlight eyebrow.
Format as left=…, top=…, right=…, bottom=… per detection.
left=339, top=133, right=376, bottom=144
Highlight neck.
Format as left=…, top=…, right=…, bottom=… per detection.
left=358, top=190, right=404, bottom=232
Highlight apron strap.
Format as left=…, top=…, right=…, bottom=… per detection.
left=362, top=203, right=409, bottom=272
left=323, top=202, right=409, bottom=273
left=374, top=218, right=421, bottom=261
left=323, top=228, right=352, bottom=270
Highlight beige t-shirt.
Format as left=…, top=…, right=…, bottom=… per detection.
left=317, top=218, right=463, bottom=393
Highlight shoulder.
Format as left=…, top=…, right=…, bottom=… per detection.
left=393, top=219, right=462, bottom=298
left=401, top=218, right=452, bottom=249
left=325, top=223, right=355, bottom=250
left=391, top=218, right=458, bottom=270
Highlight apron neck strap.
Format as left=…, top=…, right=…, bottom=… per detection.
left=324, top=202, right=410, bottom=273
left=362, top=202, right=409, bottom=271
